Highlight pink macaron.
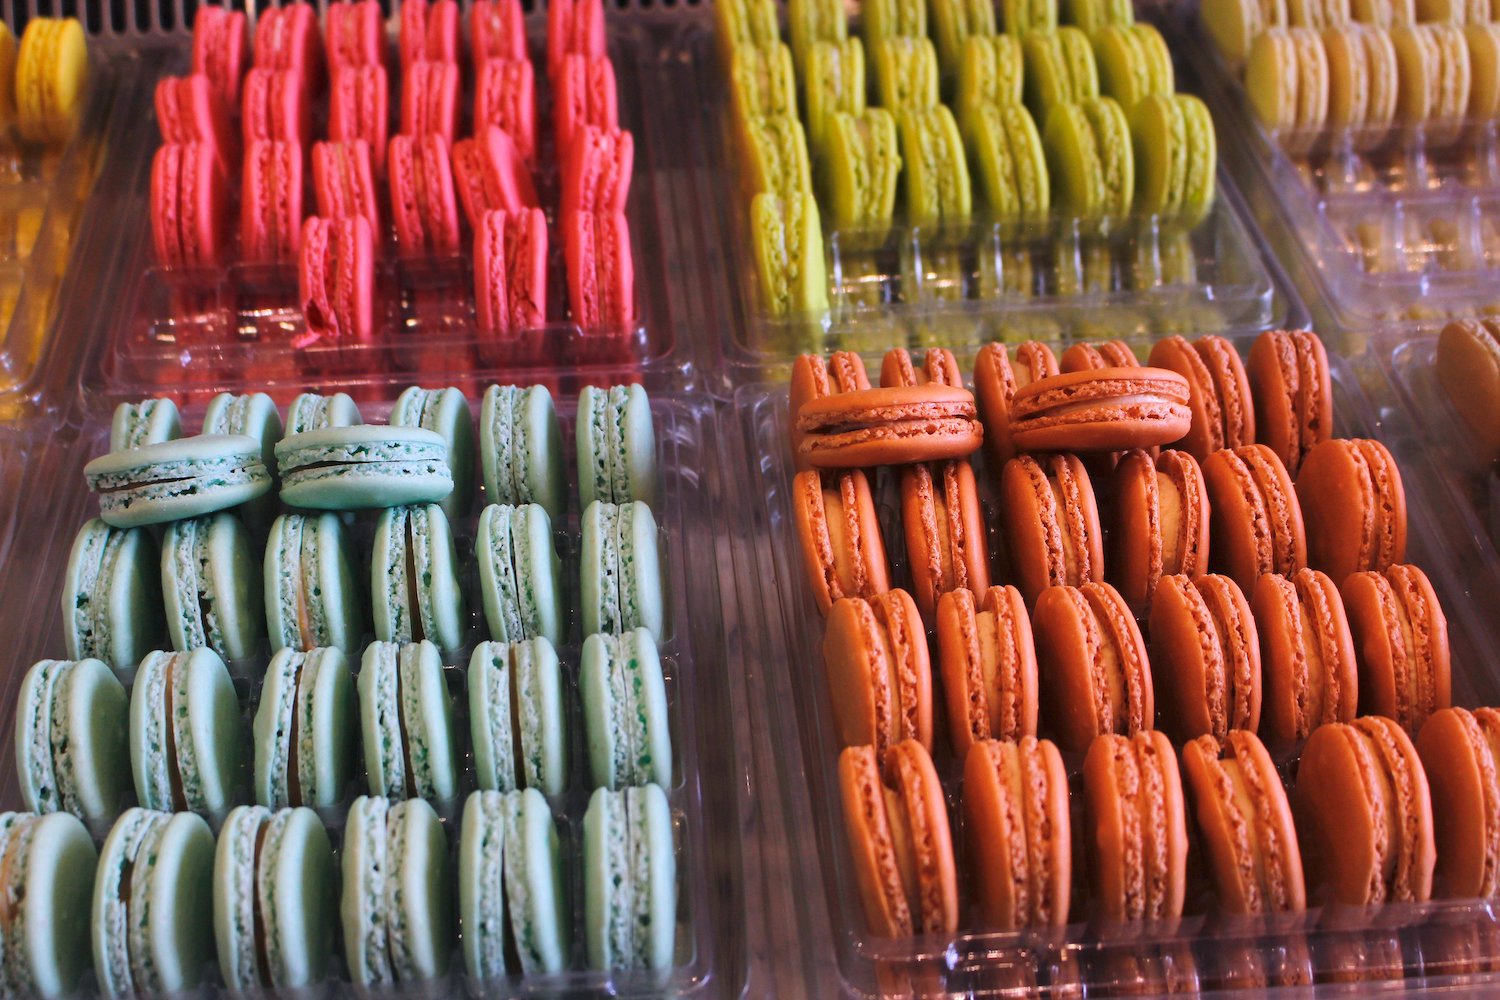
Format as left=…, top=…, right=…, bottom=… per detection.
left=475, top=207, right=547, bottom=336
left=565, top=209, right=633, bottom=331
left=453, top=125, right=538, bottom=228
left=156, top=73, right=237, bottom=176
left=562, top=124, right=632, bottom=218
left=400, top=59, right=459, bottom=146
left=254, top=3, right=325, bottom=91
left=152, top=142, right=228, bottom=269
left=547, top=0, right=605, bottom=80
left=553, top=54, right=618, bottom=162
left=242, top=67, right=310, bottom=149
left=400, top=0, right=459, bottom=72
left=299, top=215, right=375, bottom=344
left=325, top=0, right=387, bottom=71
left=192, top=6, right=249, bottom=105
left=388, top=132, right=461, bottom=256
left=241, top=138, right=305, bottom=263
left=329, top=63, right=390, bottom=175
left=474, top=57, right=536, bottom=163
left=313, top=140, right=380, bottom=238
left=471, top=0, right=527, bottom=62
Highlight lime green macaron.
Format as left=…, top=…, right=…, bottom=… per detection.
left=729, top=42, right=797, bottom=123
left=821, top=108, right=902, bottom=229
left=1044, top=95, right=1134, bottom=217
left=872, top=36, right=940, bottom=112
left=958, top=34, right=1025, bottom=117
left=962, top=100, right=1050, bottom=216
left=1062, top=0, right=1133, bottom=34
left=742, top=114, right=813, bottom=199
left=861, top=0, right=925, bottom=51
left=1023, top=26, right=1100, bottom=125
left=898, top=104, right=972, bottom=224
left=751, top=191, right=830, bottom=316
left=1132, top=93, right=1217, bottom=225
left=1004, top=0, right=1058, bottom=34
left=788, top=0, right=846, bottom=76
left=1094, top=23, right=1174, bottom=111
left=805, top=38, right=867, bottom=151
left=715, top=0, right=779, bottom=62
left=930, top=0, right=997, bottom=78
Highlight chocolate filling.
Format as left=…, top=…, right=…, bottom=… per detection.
left=396, top=660, right=418, bottom=799
left=164, top=659, right=188, bottom=812
left=508, top=646, right=528, bottom=788
left=252, top=820, right=273, bottom=985
left=405, top=518, right=425, bottom=643
left=287, top=657, right=305, bottom=807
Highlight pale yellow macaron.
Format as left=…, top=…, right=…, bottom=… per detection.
left=1466, top=22, right=1500, bottom=119
left=1203, top=0, right=1288, bottom=65
left=1245, top=26, right=1329, bottom=133
left=1287, top=0, right=1352, bottom=27
left=1414, top=0, right=1494, bottom=22
left=16, top=18, right=87, bottom=143
left=1349, top=0, right=1415, bottom=25
left=1323, top=22, right=1398, bottom=139
left=1391, top=23, right=1471, bottom=125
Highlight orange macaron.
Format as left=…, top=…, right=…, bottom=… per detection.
left=1110, top=448, right=1210, bottom=610
left=1415, top=706, right=1500, bottom=900
left=881, top=346, right=963, bottom=388
left=974, top=341, right=1059, bottom=467
left=1203, top=444, right=1307, bottom=591
left=1149, top=573, right=1262, bottom=743
left=823, top=590, right=932, bottom=755
left=1034, top=582, right=1153, bottom=752
left=1247, top=328, right=1333, bottom=476
left=1083, top=730, right=1188, bottom=922
left=1252, top=568, right=1359, bottom=755
left=899, top=460, right=990, bottom=620
left=935, top=585, right=1038, bottom=753
left=1148, top=334, right=1257, bottom=461
left=1061, top=339, right=1139, bottom=371
left=1342, top=563, right=1451, bottom=734
left=1000, top=453, right=1104, bottom=606
left=792, top=468, right=890, bottom=616
left=1296, top=437, right=1407, bottom=585
left=796, top=384, right=984, bottom=467
left=1008, top=367, right=1193, bottom=454
left=789, top=351, right=870, bottom=469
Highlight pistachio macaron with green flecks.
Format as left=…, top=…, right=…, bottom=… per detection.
left=161, top=511, right=264, bottom=663
left=359, top=639, right=459, bottom=802
left=109, top=398, right=181, bottom=452
left=584, top=783, right=676, bottom=970
left=128, top=647, right=246, bottom=821
left=480, top=383, right=567, bottom=521
left=253, top=646, right=356, bottom=808
left=469, top=638, right=568, bottom=795
left=581, top=499, right=665, bottom=639
left=372, top=502, right=467, bottom=651
left=577, top=383, right=658, bottom=509
left=391, top=385, right=475, bottom=518
left=264, top=511, right=365, bottom=654
left=284, top=391, right=362, bottom=434
left=62, top=517, right=164, bottom=679
left=15, top=657, right=131, bottom=824
left=582, top=627, right=672, bottom=789
left=476, top=502, right=564, bottom=646
left=85, top=435, right=273, bottom=528
left=1045, top=95, right=1134, bottom=218
left=203, top=391, right=284, bottom=528
left=0, top=811, right=98, bottom=997
left=276, top=425, right=453, bottom=510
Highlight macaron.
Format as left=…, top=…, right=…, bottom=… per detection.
left=1004, top=0, right=1059, bottom=33
left=899, top=460, right=989, bottom=619
left=1147, top=335, right=1256, bottom=460
left=253, top=647, right=356, bottom=809
left=1111, top=449, right=1210, bottom=610
left=563, top=123, right=633, bottom=216
left=203, top=391, right=283, bottom=526
left=298, top=214, right=376, bottom=344
left=962, top=100, right=1051, bottom=219
left=1131, top=93, right=1217, bottom=225
left=787, top=0, right=847, bottom=75
left=796, top=384, right=983, bottom=467
left=480, top=384, right=567, bottom=519
left=400, top=58, right=459, bottom=144
left=743, top=112, right=812, bottom=203
left=85, top=435, right=270, bottom=529
left=936, top=586, right=1038, bottom=753
left=1391, top=23, right=1471, bottom=133
left=823, top=590, right=932, bottom=755
left=285, top=391, right=361, bottom=434
left=1044, top=96, right=1134, bottom=217
left=263, top=512, right=363, bottom=654
left=372, top=503, right=467, bottom=651
left=459, top=789, right=569, bottom=978
left=931, top=0, right=996, bottom=76
left=92, top=809, right=215, bottom=996
left=241, top=66, right=308, bottom=148
left=1247, top=328, right=1334, bottom=476
left=1466, top=21, right=1500, bottom=119
left=554, top=54, right=618, bottom=159
left=16, top=17, right=87, bottom=143
left=1181, top=731, right=1306, bottom=914
left=326, top=0, right=385, bottom=69
left=1082, top=730, right=1188, bottom=922
left=1009, top=366, right=1193, bottom=453
left=1296, top=437, right=1407, bottom=584
left=581, top=499, right=665, bottom=639
left=872, top=36, right=940, bottom=112
left=1416, top=707, right=1500, bottom=898
left=1061, top=338, right=1138, bottom=370
left=1204, top=0, right=1289, bottom=65
left=276, top=426, right=452, bottom=510
left=341, top=796, right=453, bottom=984
left=453, top=126, right=540, bottom=226
left=715, top=0, right=779, bottom=58
left=1323, top=22, right=1400, bottom=145
left=584, top=783, right=677, bottom=969
left=792, top=468, right=890, bottom=615
left=1094, top=23, right=1173, bottom=111
left=790, top=352, right=871, bottom=468
left=161, top=512, right=263, bottom=663
left=475, top=58, right=538, bottom=163
left=110, top=398, right=181, bottom=453
left=897, top=104, right=972, bottom=225
left=1343, top=563, right=1451, bottom=734
left=151, top=141, right=227, bottom=269
left=547, top=0, right=605, bottom=76
left=241, top=139, right=304, bottom=263
left=1288, top=0, right=1352, bottom=25
left=213, top=805, right=337, bottom=990
left=582, top=628, right=672, bottom=789
left=62, top=518, right=164, bottom=676
left=750, top=191, right=829, bottom=317
left=475, top=502, right=564, bottom=646
left=962, top=737, right=1070, bottom=929
left=1246, top=27, right=1330, bottom=136
left=253, top=3, right=323, bottom=85
left=729, top=42, right=797, bottom=122
left=1293, top=716, right=1435, bottom=905
left=804, top=38, right=866, bottom=151
left=837, top=741, right=957, bottom=936
left=958, top=34, right=1024, bottom=115
left=974, top=341, right=1060, bottom=467
left=192, top=6, right=248, bottom=104
left=862, top=0, right=925, bottom=51
left=1063, top=0, right=1134, bottom=32
left=564, top=209, right=636, bottom=330
left=15, top=657, right=130, bottom=824
left=359, top=640, right=459, bottom=801
left=1149, top=573, right=1262, bottom=742
left=1034, top=582, right=1153, bottom=752
left=391, top=386, right=475, bottom=519
left=402, top=0, right=459, bottom=68
left=1024, top=26, right=1100, bottom=124
left=1203, top=444, right=1307, bottom=590
left=312, top=138, right=380, bottom=233
left=880, top=347, right=963, bottom=388
left=821, top=109, right=900, bottom=231
left=0, top=812, right=97, bottom=996
left=1000, top=453, right=1105, bottom=607
left=1252, top=568, right=1358, bottom=755
left=578, top=383, right=658, bottom=509
left=129, top=648, right=244, bottom=821
left=474, top=208, right=550, bottom=336
left=388, top=132, right=462, bottom=256
left=469, top=638, right=568, bottom=795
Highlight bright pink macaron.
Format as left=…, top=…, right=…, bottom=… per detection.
left=299, top=215, right=375, bottom=344
left=192, top=6, right=249, bottom=104
left=241, top=139, right=305, bottom=263
left=152, top=142, right=227, bottom=269
left=554, top=54, right=618, bottom=161
left=388, top=133, right=461, bottom=257
left=400, top=60, right=459, bottom=146
left=562, top=124, right=632, bottom=218
left=313, top=140, right=380, bottom=237
left=326, top=0, right=387, bottom=71
left=400, top=0, right=459, bottom=71
left=548, top=0, right=606, bottom=80
left=565, top=209, right=634, bottom=331
left=471, top=0, right=527, bottom=62
left=242, top=67, right=309, bottom=149
left=156, top=73, right=236, bottom=175
left=254, top=3, right=325, bottom=91
left=475, top=207, right=548, bottom=336
left=474, top=58, right=537, bottom=163
left=329, top=64, right=389, bottom=175
left=453, top=126, right=539, bottom=228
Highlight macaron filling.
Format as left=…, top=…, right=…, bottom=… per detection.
left=468, top=792, right=511, bottom=977
left=353, top=798, right=393, bottom=981
left=399, top=643, right=436, bottom=799
left=0, top=815, right=39, bottom=995
left=366, top=643, right=408, bottom=797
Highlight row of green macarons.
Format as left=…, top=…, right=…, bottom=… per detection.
left=87, top=382, right=658, bottom=530
left=63, top=492, right=664, bottom=673
left=17, top=635, right=671, bottom=827
left=0, top=786, right=674, bottom=997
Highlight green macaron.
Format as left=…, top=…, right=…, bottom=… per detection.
left=341, top=796, right=452, bottom=984
left=264, top=512, right=364, bottom=654
left=162, top=511, right=264, bottom=663
left=92, top=808, right=216, bottom=996
left=898, top=104, right=973, bottom=225
left=1094, top=23, right=1174, bottom=112
left=584, top=784, right=676, bottom=970
left=862, top=0, right=925, bottom=51
left=931, top=0, right=997, bottom=80
left=577, top=384, right=659, bottom=509
left=253, top=646, right=356, bottom=809
left=468, top=638, right=568, bottom=796
left=480, top=383, right=567, bottom=522
left=729, top=42, right=797, bottom=122
left=963, top=99, right=1051, bottom=217
left=372, top=503, right=467, bottom=651
left=459, top=788, right=569, bottom=979
left=284, top=391, right=362, bottom=434
left=1045, top=95, right=1134, bottom=218
left=957, top=34, right=1025, bottom=118
left=804, top=38, right=867, bottom=151
left=1132, top=92, right=1217, bottom=225
left=15, top=657, right=130, bottom=824
left=581, top=500, right=665, bottom=639
left=203, top=391, right=284, bottom=528
left=213, top=805, right=336, bottom=990
left=1063, top=0, right=1133, bottom=34
left=276, top=425, right=453, bottom=510
left=62, top=518, right=163, bottom=678
left=129, top=647, right=245, bottom=821
left=110, top=398, right=180, bottom=453
left=742, top=113, right=813, bottom=200
left=821, top=108, right=901, bottom=231
left=84, top=435, right=272, bottom=529
left=872, top=36, right=940, bottom=113
left=787, top=0, right=846, bottom=77
left=751, top=191, right=830, bottom=317
left=1023, top=25, right=1100, bottom=125
left=391, top=385, right=475, bottom=519
left=581, top=628, right=672, bottom=790
left=359, top=639, right=459, bottom=801
left=476, top=502, right=564, bottom=647
left=1004, top=0, right=1058, bottom=34
left=0, top=812, right=97, bottom=997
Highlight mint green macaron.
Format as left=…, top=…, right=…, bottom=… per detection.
left=276, top=426, right=453, bottom=510
left=584, top=784, right=676, bottom=970
left=581, top=628, right=672, bottom=789
left=480, top=384, right=567, bottom=521
left=264, top=512, right=364, bottom=654
left=15, top=657, right=130, bottom=824
left=129, top=648, right=245, bottom=821
left=253, top=647, right=356, bottom=809
left=0, top=812, right=97, bottom=997
left=110, top=398, right=181, bottom=453
left=284, top=391, right=362, bottom=434
left=581, top=500, right=664, bottom=639
left=476, top=502, right=564, bottom=646
left=391, top=385, right=475, bottom=519
left=162, top=511, right=264, bottom=663
left=62, top=517, right=163, bottom=678
left=372, top=503, right=467, bottom=651
left=85, top=435, right=272, bottom=528
left=459, top=788, right=568, bottom=978
left=577, top=384, right=658, bottom=509
left=359, top=640, right=458, bottom=802
left=203, top=391, right=284, bottom=528
left=468, top=638, right=568, bottom=796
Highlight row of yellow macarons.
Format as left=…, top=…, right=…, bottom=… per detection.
left=1208, top=0, right=1500, bottom=64
left=0, top=18, right=88, bottom=145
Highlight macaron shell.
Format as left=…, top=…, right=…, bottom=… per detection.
left=394, top=798, right=455, bottom=978
left=305, top=649, right=356, bottom=806
left=1000, top=453, right=1104, bottom=607
left=18, top=813, right=98, bottom=997
left=884, top=739, right=959, bottom=934
left=405, top=640, right=460, bottom=800
left=899, top=460, right=990, bottom=620
left=823, top=591, right=932, bottom=754
left=791, top=468, right=890, bottom=615
left=1034, top=583, right=1153, bottom=752
left=836, top=745, right=913, bottom=937
left=1416, top=707, right=1500, bottom=899
left=1082, top=730, right=1188, bottom=922
left=1252, top=568, right=1359, bottom=754
left=184, top=648, right=247, bottom=817
left=43, top=658, right=131, bottom=821
left=144, top=811, right=217, bottom=992
left=1296, top=438, right=1408, bottom=583
left=267, top=808, right=337, bottom=986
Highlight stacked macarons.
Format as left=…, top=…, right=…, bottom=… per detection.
left=721, top=0, right=1218, bottom=317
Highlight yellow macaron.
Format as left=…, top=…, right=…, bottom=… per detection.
left=16, top=17, right=87, bottom=144
left=1350, top=0, right=1415, bottom=25
left=1323, top=22, right=1399, bottom=145
left=1287, top=0, right=1352, bottom=27
left=1203, top=0, right=1289, bottom=65
left=1466, top=22, right=1500, bottom=118
left=1245, top=26, right=1329, bottom=135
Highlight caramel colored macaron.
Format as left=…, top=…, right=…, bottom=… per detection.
left=899, top=460, right=990, bottom=619
left=963, top=737, right=1070, bottom=929
left=1181, top=730, right=1306, bottom=915
left=1009, top=367, right=1192, bottom=453
left=790, top=351, right=870, bottom=470
left=1252, top=568, right=1358, bottom=755
left=797, top=384, right=983, bottom=467
left=1342, top=563, right=1451, bottom=734
left=1147, top=335, right=1256, bottom=461
left=1110, top=448, right=1210, bottom=610
left=881, top=347, right=963, bottom=388
left=838, top=740, right=958, bottom=937
left=1435, top=318, right=1500, bottom=464
left=1295, top=437, right=1407, bottom=584
left=792, top=468, right=890, bottom=616
left=1247, top=328, right=1332, bottom=476
left=1034, top=582, right=1153, bottom=752
left=824, top=590, right=932, bottom=755
left=1203, top=444, right=1307, bottom=590
left=936, top=586, right=1037, bottom=754
left=1293, top=716, right=1435, bottom=905
left=1149, top=574, right=1261, bottom=742
left=1083, top=730, right=1188, bottom=922
left=1001, top=453, right=1104, bottom=607
left=1061, top=339, right=1139, bottom=371
left=1415, top=707, right=1500, bottom=899
left=974, top=340, right=1060, bottom=468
